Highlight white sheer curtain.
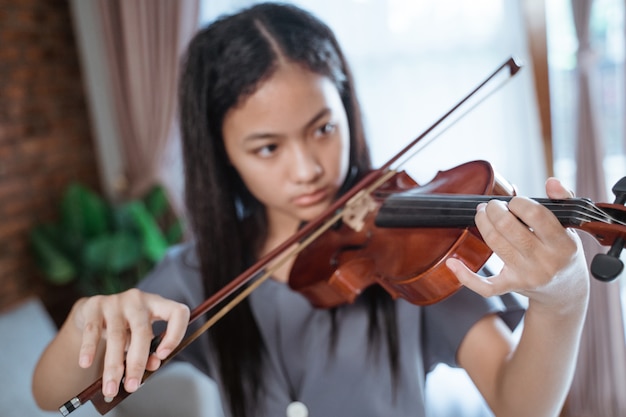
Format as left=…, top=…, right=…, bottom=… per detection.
left=560, top=0, right=626, bottom=415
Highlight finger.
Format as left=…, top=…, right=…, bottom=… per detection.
left=446, top=258, right=510, bottom=297
left=545, top=177, right=574, bottom=199
left=483, top=196, right=580, bottom=291
left=100, top=310, right=129, bottom=398
left=145, top=355, right=162, bottom=372
left=507, top=196, right=572, bottom=249
left=121, top=303, right=155, bottom=393
left=76, top=298, right=104, bottom=369
left=146, top=297, right=190, bottom=360
left=475, top=199, right=538, bottom=263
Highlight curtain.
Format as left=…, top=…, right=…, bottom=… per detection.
left=97, top=0, right=199, bottom=199
left=564, top=0, right=626, bottom=415
left=521, top=0, right=554, bottom=178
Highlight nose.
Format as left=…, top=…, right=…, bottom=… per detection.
left=290, top=143, right=323, bottom=184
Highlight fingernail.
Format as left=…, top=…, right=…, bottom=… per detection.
left=79, top=354, right=90, bottom=368
left=126, top=377, right=139, bottom=392
left=104, top=381, right=117, bottom=397
left=157, top=348, right=171, bottom=360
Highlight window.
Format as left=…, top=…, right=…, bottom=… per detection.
left=199, top=0, right=546, bottom=195
left=547, top=0, right=625, bottom=195
left=546, top=0, right=626, bottom=316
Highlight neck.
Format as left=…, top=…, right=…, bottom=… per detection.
left=260, top=216, right=301, bottom=284
left=375, top=193, right=601, bottom=229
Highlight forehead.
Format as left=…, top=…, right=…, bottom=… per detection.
left=223, top=63, right=344, bottom=136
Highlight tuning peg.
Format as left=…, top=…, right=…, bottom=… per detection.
left=612, top=176, right=626, bottom=204
left=590, top=238, right=624, bottom=282
left=590, top=176, right=626, bottom=282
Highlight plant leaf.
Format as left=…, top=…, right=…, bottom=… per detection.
left=82, top=232, right=142, bottom=274
left=123, top=201, right=169, bottom=262
left=61, top=183, right=109, bottom=239
left=165, top=220, right=184, bottom=244
left=30, top=226, right=77, bottom=285
left=143, top=185, right=169, bottom=219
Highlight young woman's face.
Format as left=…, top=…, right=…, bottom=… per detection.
left=222, top=62, right=350, bottom=232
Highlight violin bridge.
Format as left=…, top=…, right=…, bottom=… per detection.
left=343, top=190, right=377, bottom=232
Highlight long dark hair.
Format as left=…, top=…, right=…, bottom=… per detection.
left=179, top=3, right=397, bottom=416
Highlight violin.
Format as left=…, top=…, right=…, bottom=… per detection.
left=58, top=57, right=626, bottom=416
left=289, top=159, right=626, bottom=309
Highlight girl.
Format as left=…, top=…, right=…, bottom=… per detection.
left=33, top=3, right=589, bottom=417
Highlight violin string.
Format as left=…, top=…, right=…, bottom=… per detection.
left=412, top=203, right=618, bottom=226
left=384, top=195, right=625, bottom=227
left=579, top=199, right=624, bottom=224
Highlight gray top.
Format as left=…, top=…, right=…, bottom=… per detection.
left=138, top=243, right=524, bottom=417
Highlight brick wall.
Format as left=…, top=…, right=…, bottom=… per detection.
left=0, top=0, right=100, bottom=315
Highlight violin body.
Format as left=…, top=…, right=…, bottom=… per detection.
left=289, top=160, right=515, bottom=308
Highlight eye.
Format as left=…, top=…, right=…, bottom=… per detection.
left=254, top=143, right=278, bottom=158
left=316, top=122, right=337, bottom=137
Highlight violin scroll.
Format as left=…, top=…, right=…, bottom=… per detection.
left=590, top=176, right=626, bottom=282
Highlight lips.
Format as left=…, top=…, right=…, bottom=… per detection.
left=292, top=188, right=330, bottom=207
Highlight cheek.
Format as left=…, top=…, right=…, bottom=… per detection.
left=333, top=130, right=351, bottom=185
left=236, top=163, right=281, bottom=204
left=319, top=138, right=348, bottom=188
left=338, top=144, right=350, bottom=183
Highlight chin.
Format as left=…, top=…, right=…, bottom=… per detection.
left=295, top=205, right=330, bottom=223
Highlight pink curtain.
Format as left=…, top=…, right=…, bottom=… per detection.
left=97, top=0, right=199, bottom=199
left=564, top=0, right=626, bottom=415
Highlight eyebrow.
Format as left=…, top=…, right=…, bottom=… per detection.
left=242, top=108, right=331, bottom=142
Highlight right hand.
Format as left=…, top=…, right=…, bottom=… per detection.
left=73, top=288, right=190, bottom=398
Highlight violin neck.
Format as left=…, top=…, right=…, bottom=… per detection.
left=375, top=193, right=593, bottom=229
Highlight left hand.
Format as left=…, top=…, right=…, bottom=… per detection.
left=446, top=177, right=589, bottom=312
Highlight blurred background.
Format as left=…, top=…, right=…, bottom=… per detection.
left=0, top=0, right=625, bottom=416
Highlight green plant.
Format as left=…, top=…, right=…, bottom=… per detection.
left=30, top=183, right=184, bottom=295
